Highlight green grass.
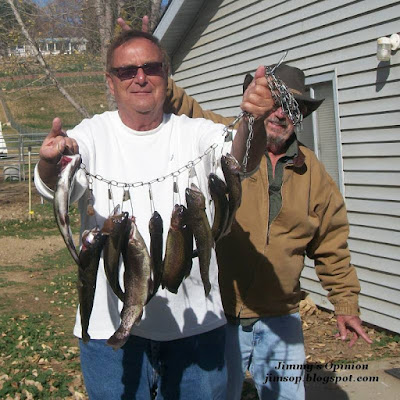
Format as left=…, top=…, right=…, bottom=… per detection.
left=1, top=74, right=104, bottom=91
left=43, top=269, right=79, bottom=309
left=31, top=247, right=78, bottom=272
left=0, top=220, right=84, bottom=397
left=0, top=265, right=26, bottom=288
left=3, top=83, right=108, bottom=130
left=0, top=203, right=80, bottom=239
left=0, top=54, right=103, bottom=78
left=372, top=331, right=400, bottom=357
left=375, top=333, right=400, bottom=346
left=0, top=313, right=82, bottom=399
left=0, top=218, right=58, bottom=238
left=0, top=264, right=26, bottom=271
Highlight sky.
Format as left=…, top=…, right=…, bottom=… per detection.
left=31, top=0, right=49, bottom=5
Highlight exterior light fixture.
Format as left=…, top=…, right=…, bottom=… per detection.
left=377, top=33, right=400, bottom=61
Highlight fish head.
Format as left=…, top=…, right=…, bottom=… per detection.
left=60, top=154, right=81, bottom=173
left=111, top=211, right=129, bottom=225
left=101, top=211, right=129, bottom=234
left=110, top=205, right=121, bottom=216
left=208, top=173, right=227, bottom=194
left=222, top=153, right=241, bottom=174
left=185, top=184, right=206, bottom=209
left=149, top=211, right=163, bottom=232
left=170, top=204, right=186, bottom=230
left=81, top=227, right=101, bottom=250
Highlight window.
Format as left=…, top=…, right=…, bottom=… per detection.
left=300, top=72, right=343, bottom=192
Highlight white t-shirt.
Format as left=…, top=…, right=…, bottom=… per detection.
left=35, top=111, right=232, bottom=341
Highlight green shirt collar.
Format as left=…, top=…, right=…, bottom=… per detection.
left=285, top=134, right=298, bottom=159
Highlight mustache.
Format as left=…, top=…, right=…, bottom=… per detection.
left=267, top=117, right=288, bottom=127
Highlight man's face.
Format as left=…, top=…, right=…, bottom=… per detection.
left=106, top=38, right=167, bottom=119
left=264, top=106, right=295, bottom=150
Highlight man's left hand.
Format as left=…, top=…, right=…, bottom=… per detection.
left=336, top=315, right=373, bottom=347
left=241, top=66, right=274, bottom=120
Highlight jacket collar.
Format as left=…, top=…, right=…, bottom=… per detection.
left=277, top=134, right=305, bottom=168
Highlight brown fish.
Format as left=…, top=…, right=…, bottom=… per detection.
left=107, top=217, right=153, bottom=350
left=221, top=154, right=242, bottom=237
left=185, top=184, right=213, bottom=296
left=102, top=206, right=129, bottom=301
left=148, top=211, right=164, bottom=299
left=162, top=204, right=193, bottom=294
left=208, top=173, right=229, bottom=242
left=78, top=227, right=107, bottom=343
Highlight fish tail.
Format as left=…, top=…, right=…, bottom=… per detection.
left=81, top=332, right=91, bottom=344
left=107, top=332, right=129, bottom=350
left=165, top=283, right=179, bottom=294
left=203, top=280, right=211, bottom=297
left=107, top=305, right=143, bottom=350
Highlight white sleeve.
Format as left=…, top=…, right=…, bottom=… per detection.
left=34, top=163, right=88, bottom=203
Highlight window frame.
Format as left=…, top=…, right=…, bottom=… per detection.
left=305, top=70, right=344, bottom=194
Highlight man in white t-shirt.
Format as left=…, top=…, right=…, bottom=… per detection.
left=35, top=30, right=273, bottom=399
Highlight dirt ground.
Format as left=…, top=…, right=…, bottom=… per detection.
left=1, top=182, right=399, bottom=379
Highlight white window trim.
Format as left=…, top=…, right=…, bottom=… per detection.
left=305, top=69, right=344, bottom=194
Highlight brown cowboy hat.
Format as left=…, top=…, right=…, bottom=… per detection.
left=243, top=64, right=324, bottom=118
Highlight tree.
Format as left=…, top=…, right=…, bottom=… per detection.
left=5, top=0, right=90, bottom=118
left=0, top=0, right=39, bottom=57
left=39, top=0, right=86, bottom=39
left=148, top=0, right=162, bottom=32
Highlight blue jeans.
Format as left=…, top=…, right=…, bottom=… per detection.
left=79, top=326, right=227, bottom=399
left=225, top=313, right=306, bottom=400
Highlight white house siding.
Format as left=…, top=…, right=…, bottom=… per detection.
left=157, top=0, right=400, bottom=333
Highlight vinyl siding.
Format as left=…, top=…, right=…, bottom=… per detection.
left=157, top=0, right=400, bottom=333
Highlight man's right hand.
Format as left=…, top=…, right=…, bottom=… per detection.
left=38, top=118, right=79, bottom=189
left=39, top=117, right=79, bottom=165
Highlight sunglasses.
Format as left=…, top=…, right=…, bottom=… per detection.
left=110, top=62, right=164, bottom=81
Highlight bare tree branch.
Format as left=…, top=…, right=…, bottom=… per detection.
left=95, top=0, right=116, bottom=110
left=149, top=0, right=162, bottom=32
left=6, top=0, right=90, bottom=118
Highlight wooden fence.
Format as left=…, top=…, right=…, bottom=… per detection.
left=0, top=125, right=46, bottom=182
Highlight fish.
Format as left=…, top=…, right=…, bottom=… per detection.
left=102, top=206, right=129, bottom=301
left=107, top=217, right=153, bottom=350
left=185, top=184, right=213, bottom=296
left=208, top=173, right=229, bottom=242
left=221, top=153, right=242, bottom=237
left=78, top=227, right=107, bottom=343
left=162, top=204, right=193, bottom=294
left=148, top=211, right=164, bottom=299
left=53, top=154, right=82, bottom=267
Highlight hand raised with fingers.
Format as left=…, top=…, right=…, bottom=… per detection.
left=117, top=15, right=149, bottom=33
left=241, top=66, right=274, bottom=121
left=39, top=117, right=79, bottom=165
left=336, top=315, right=373, bottom=347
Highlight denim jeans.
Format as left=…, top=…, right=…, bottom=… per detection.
left=79, top=326, right=227, bottom=399
left=225, top=313, right=306, bottom=400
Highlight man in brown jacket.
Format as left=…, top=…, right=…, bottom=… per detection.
left=166, top=65, right=372, bottom=400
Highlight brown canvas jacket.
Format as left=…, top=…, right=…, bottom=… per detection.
left=165, top=78, right=361, bottom=318
left=216, top=147, right=361, bottom=318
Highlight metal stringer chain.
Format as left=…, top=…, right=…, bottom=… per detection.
left=80, top=51, right=302, bottom=189
left=80, top=141, right=220, bottom=190
left=241, top=112, right=255, bottom=175
left=239, top=51, right=304, bottom=174
left=265, top=51, right=303, bottom=127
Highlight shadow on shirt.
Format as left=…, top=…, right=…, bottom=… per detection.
left=121, top=297, right=225, bottom=399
